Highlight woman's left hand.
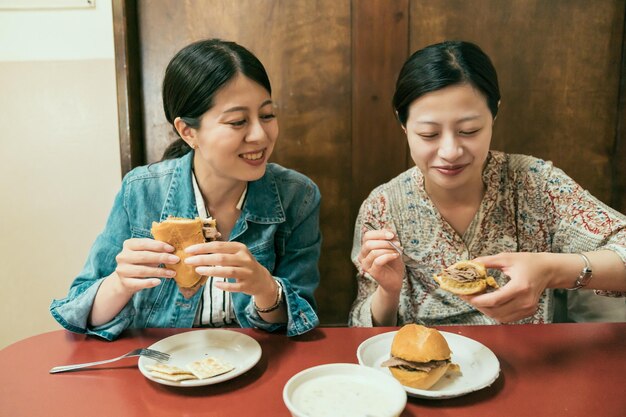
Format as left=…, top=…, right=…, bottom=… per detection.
left=183, top=241, right=275, bottom=299
left=461, top=252, right=553, bottom=323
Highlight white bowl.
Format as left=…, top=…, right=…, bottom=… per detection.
left=283, top=363, right=407, bottom=417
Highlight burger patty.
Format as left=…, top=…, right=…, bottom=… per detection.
left=381, top=356, right=450, bottom=372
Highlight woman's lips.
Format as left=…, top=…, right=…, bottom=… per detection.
left=239, top=150, right=266, bottom=166
left=433, top=164, right=468, bottom=176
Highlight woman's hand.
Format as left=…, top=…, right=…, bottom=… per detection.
left=184, top=241, right=275, bottom=300
left=462, top=252, right=553, bottom=323
left=358, top=226, right=407, bottom=326
left=358, top=227, right=405, bottom=297
left=113, top=238, right=179, bottom=294
left=90, top=238, right=178, bottom=327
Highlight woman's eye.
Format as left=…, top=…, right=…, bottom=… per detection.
left=228, top=120, right=247, bottom=127
left=261, top=113, right=276, bottom=121
left=459, top=129, right=480, bottom=136
left=418, top=133, right=438, bottom=139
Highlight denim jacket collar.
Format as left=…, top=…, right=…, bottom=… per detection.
left=161, top=151, right=286, bottom=225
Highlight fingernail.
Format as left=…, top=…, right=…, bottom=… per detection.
left=167, top=255, right=179, bottom=263
left=165, top=269, right=176, bottom=277
left=385, top=232, right=394, bottom=239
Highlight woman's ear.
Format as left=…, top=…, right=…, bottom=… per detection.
left=493, top=100, right=501, bottom=123
left=174, top=117, right=197, bottom=148
left=395, top=110, right=407, bottom=134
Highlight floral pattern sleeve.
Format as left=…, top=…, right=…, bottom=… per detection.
left=535, top=160, right=626, bottom=296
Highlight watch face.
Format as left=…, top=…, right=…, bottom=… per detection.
left=579, top=270, right=593, bottom=286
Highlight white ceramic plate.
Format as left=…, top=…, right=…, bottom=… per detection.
left=357, top=330, right=500, bottom=399
left=283, top=363, right=407, bottom=417
left=138, top=329, right=262, bottom=387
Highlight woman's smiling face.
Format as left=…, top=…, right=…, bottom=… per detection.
left=190, top=73, right=278, bottom=182
left=404, top=83, right=494, bottom=196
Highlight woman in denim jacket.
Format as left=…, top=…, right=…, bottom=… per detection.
left=50, top=39, right=321, bottom=340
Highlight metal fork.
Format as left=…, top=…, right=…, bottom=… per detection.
left=362, top=222, right=418, bottom=266
left=49, top=348, right=170, bottom=374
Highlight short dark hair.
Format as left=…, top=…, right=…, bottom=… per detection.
left=161, top=39, right=271, bottom=160
left=392, top=40, right=500, bottom=126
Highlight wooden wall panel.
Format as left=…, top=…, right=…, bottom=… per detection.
left=137, top=0, right=354, bottom=324
left=113, top=0, right=145, bottom=174
left=409, top=0, right=625, bottom=207
left=615, top=3, right=626, bottom=214
left=352, top=0, right=410, bottom=216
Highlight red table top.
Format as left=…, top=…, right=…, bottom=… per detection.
left=1, top=323, right=625, bottom=417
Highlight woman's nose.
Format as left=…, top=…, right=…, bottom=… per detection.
left=245, top=119, right=269, bottom=142
left=437, top=133, right=463, bottom=161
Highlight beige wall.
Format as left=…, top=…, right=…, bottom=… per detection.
left=0, top=2, right=121, bottom=349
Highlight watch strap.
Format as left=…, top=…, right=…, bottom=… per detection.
left=567, top=253, right=593, bottom=291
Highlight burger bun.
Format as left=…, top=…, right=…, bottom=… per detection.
left=391, top=324, right=451, bottom=362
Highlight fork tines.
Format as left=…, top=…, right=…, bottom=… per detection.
left=141, top=348, right=170, bottom=362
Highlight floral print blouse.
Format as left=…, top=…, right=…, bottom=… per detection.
left=349, top=151, right=626, bottom=326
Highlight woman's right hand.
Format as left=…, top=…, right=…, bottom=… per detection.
left=112, top=238, right=179, bottom=294
left=90, top=238, right=179, bottom=327
left=358, top=227, right=405, bottom=297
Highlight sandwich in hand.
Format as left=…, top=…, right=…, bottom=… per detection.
left=433, top=260, right=499, bottom=295
left=151, top=216, right=220, bottom=299
left=382, top=324, right=459, bottom=390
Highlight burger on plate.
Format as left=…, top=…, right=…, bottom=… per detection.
left=433, top=260, right=499, bottom=295
left=151, top=216, right=219, bottom=298
left=382, top=324, right=458, bottom=390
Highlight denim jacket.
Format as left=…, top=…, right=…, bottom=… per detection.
left=50, top=151, right=321, bottom=340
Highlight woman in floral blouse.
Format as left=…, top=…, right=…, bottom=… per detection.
left=350, top=40, right=626, bottom=327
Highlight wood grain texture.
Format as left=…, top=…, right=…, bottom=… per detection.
left=352, top=0, right=410, bottom=216
left=409, top=0, right=625, bottom=208
left=614, top=3, right=626, bottom=213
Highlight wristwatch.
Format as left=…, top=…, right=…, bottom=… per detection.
left=567, top=253, right=593, bottom=290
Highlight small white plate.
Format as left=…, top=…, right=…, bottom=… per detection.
left=283, top=363, right=407, bottom=417
left=138, top=329, right=261, bottom=387
left=357, top=330, right=500, bottom=399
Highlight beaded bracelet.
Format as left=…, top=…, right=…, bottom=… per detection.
left=253, top=279, right=283, bottom=313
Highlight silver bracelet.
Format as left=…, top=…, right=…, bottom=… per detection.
left=253, top=279, right=283, bottom=313
left=567, top=253, right=593, bottom=291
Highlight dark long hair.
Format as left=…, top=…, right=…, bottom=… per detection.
left=392, top=40, right=500, bottom=126
left=161, top=39, right=272, bottom=160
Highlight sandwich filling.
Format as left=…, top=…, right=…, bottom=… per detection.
left=201, top=217, right=220, bottom=241
left=440, top=263, right=483, bottom=283
left=381, top=357, right=450, bottom=373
